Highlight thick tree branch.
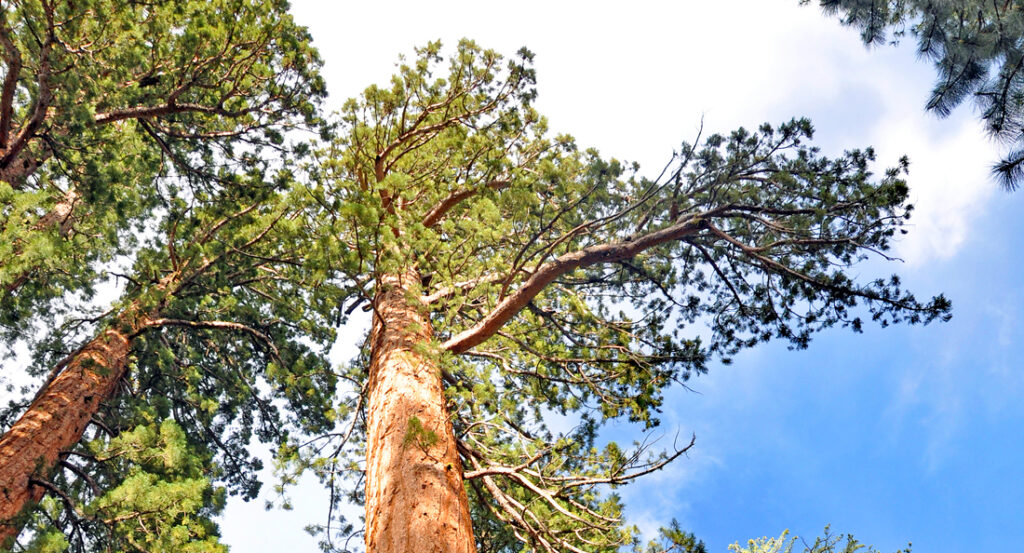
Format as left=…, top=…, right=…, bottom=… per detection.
left=421, top=266, right=533, bottom=305
left=0, top=186, right=80, bottom=293
left=0, top=19, right=52, bottom=170
left=142, top=318, right=282, bottom=364
left=0, top=18, right=22, bottom=151
left=442, top=216, right=707, bottom=353
left=33, top=187, right=80, bottom=236
left=93, top=102, right=255, bottom=125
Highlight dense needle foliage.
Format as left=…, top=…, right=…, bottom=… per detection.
left=1, top=1, right=331, bottom=551
left=0, top=0, right=324, bottom=335
left=284, top=41, right=948, bottom=552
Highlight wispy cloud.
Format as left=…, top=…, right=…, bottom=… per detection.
left=872, top=116, right=994, bottom=265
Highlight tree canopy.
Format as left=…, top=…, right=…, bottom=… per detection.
left=0, top=7, right=952, bottom=553
left=0, top=0, right=324, bottom=335
left=0, top=0, right=330, bottom=550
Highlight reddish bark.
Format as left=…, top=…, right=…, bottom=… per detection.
left=365, top=271, right=477, bottom=553
left=0, top=325, right=133, bottom=547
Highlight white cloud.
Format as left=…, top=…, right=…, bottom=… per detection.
left=870, top=114, right=994, bottom=265
left=291, top=0, right=997, bottom=265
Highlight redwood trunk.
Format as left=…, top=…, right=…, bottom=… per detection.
left=0, top=326, right=133, bottom=547
left=365, top=271, right=476, bottom=553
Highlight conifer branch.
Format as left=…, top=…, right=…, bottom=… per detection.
left=442, top=215, right=708, bottom=353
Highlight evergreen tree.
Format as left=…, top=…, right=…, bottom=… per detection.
left=286, top=41, right=949, bottom=553
left=0, top=143, right=338, bottom=551
left=806, top=0, right=1024, bottom=188
left=0, top=0, right=329, bottom=549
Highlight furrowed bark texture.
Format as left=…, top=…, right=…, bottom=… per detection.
left=0, top=326, right=133, bottom=548
left=365, top=271, right=476, bottom=553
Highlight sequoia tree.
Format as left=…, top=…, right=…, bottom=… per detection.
left=0, top=0, right=330, bottom=549
left=285, top=41, right=951, bottom=553
left=806, top=0, right=1024, bottom=188
left=0, top=175, right=337, bottom=551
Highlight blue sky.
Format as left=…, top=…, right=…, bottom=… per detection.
left=218, top=1, right=1022, bottom=551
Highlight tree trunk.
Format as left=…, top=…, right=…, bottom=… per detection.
left=0, top=324, right=133, bottom=548
left=365, top=271, right=476, bottom=553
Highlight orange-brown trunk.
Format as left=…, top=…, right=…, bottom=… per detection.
left=365, top=271, right=476, bottom=553
left=0, top=325, right=133, bottom=547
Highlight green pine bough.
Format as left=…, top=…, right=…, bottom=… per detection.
left=807, top=0, right=1024, bottom=189
left=285, top=40, right=946, bottom=553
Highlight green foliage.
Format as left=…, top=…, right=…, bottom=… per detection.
left=730, top=527, right=911, bottom=553
left=403, top=416, right=440, bottom=451
left=731, top=531, right=795, bottom=553
left=21, top=527, right=69, bottom=553
left=1, top=1, right=333, bottom=545
left=808, top=0, right=1024, bottom=188
left=18, top=420, right=228, bottom=553
left=638, top=519, right=707, bottom=553
left=0, top=0, right=324, bottom=338
left=86, top=421, right=227, bottom=553
left=4, top=154, right=340, bottom=553
left=0, top=20, right=949, bottom=552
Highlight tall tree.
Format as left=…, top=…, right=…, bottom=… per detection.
left=806, top=0, right=1024, bottom=188
left=287, top=41, right=950, bottom=553
left=0, top=19, right=953, bottom=552
left=0, top=0, right=329, bottom=549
